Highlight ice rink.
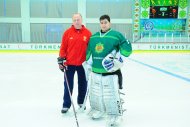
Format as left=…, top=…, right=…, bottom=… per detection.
left=0, top=53, right=190, bottom=127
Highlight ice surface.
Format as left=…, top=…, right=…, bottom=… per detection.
left=0, top=53, right=189, bottom=127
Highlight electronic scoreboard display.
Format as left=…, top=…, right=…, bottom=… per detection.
left=149, top=6, right=178, bottom=18
left=140, top=0, right=187, bottom=36
left=149, top=0, right=179, bottom=19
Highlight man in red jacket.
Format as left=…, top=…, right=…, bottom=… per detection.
left=57, top=13, right=91, bottom=113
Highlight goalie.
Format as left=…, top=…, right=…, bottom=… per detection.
left=85, top=14, right=132, bottom=126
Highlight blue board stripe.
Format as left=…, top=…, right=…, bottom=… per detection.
left=129, top=58, right=190, bottom=83
left=4, top=0, right=6, bottom=16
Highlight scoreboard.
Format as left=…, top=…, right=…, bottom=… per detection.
left=149, top=6, right=178, bottom=18
left=139, top=0, right=188, bottom=36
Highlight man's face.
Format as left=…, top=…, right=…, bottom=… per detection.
left=100, top=19, right=111, bottom=32
left=72, top=14, right=82, bottom=29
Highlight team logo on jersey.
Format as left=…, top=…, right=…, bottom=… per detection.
left=95, top=42, right=104, bottom=53
left=83, top=36, right=87, bottom=41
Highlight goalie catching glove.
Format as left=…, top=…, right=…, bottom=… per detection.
left=57, top=57, right=67, bottom=72
left=102, top=51, right=124, bottom=72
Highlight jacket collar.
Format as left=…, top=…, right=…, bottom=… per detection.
left=71, top=25, right=85, bottom=32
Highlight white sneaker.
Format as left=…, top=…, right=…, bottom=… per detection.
left=77, top=104, right=86, bottom=113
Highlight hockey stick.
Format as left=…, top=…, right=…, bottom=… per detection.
left=79, top=77, right=90, bottom=112
left=64, top=71, right=80, bottom=127
left=78, top=63, right=92, bottom=112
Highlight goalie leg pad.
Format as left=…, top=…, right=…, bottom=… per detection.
left=89, top=73, right=105, bottom=113
left=89, top=73, right=124, bottom=118
left=102, top=75, right=123, bottom=116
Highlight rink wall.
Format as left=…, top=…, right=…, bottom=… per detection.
left=132, top=42, right=190, bottom=50
left=0, top=43, right=190, bottom=53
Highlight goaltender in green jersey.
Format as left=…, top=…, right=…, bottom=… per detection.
left=84, top=14, right=132, bottom=127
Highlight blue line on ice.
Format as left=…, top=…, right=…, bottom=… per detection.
left=129, top=58, right=190, bottom=83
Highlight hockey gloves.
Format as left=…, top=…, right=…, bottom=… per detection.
left=57, top=57, right=66, bottom=72
left=102, top=51, right=124, bottom=72
left=102, top=53, right=115, bottom=72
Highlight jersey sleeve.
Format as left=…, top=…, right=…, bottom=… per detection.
left=118, top=33, right=132, bottom=57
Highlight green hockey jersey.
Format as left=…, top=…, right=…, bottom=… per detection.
left=86, top=29, right=132, bottom=73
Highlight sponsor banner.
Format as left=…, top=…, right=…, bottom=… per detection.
left=0, top=43, right=189, bottom=51
left=0, top=43, right=60, bottom=50
left=132, top=43, right=190, bottom=50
